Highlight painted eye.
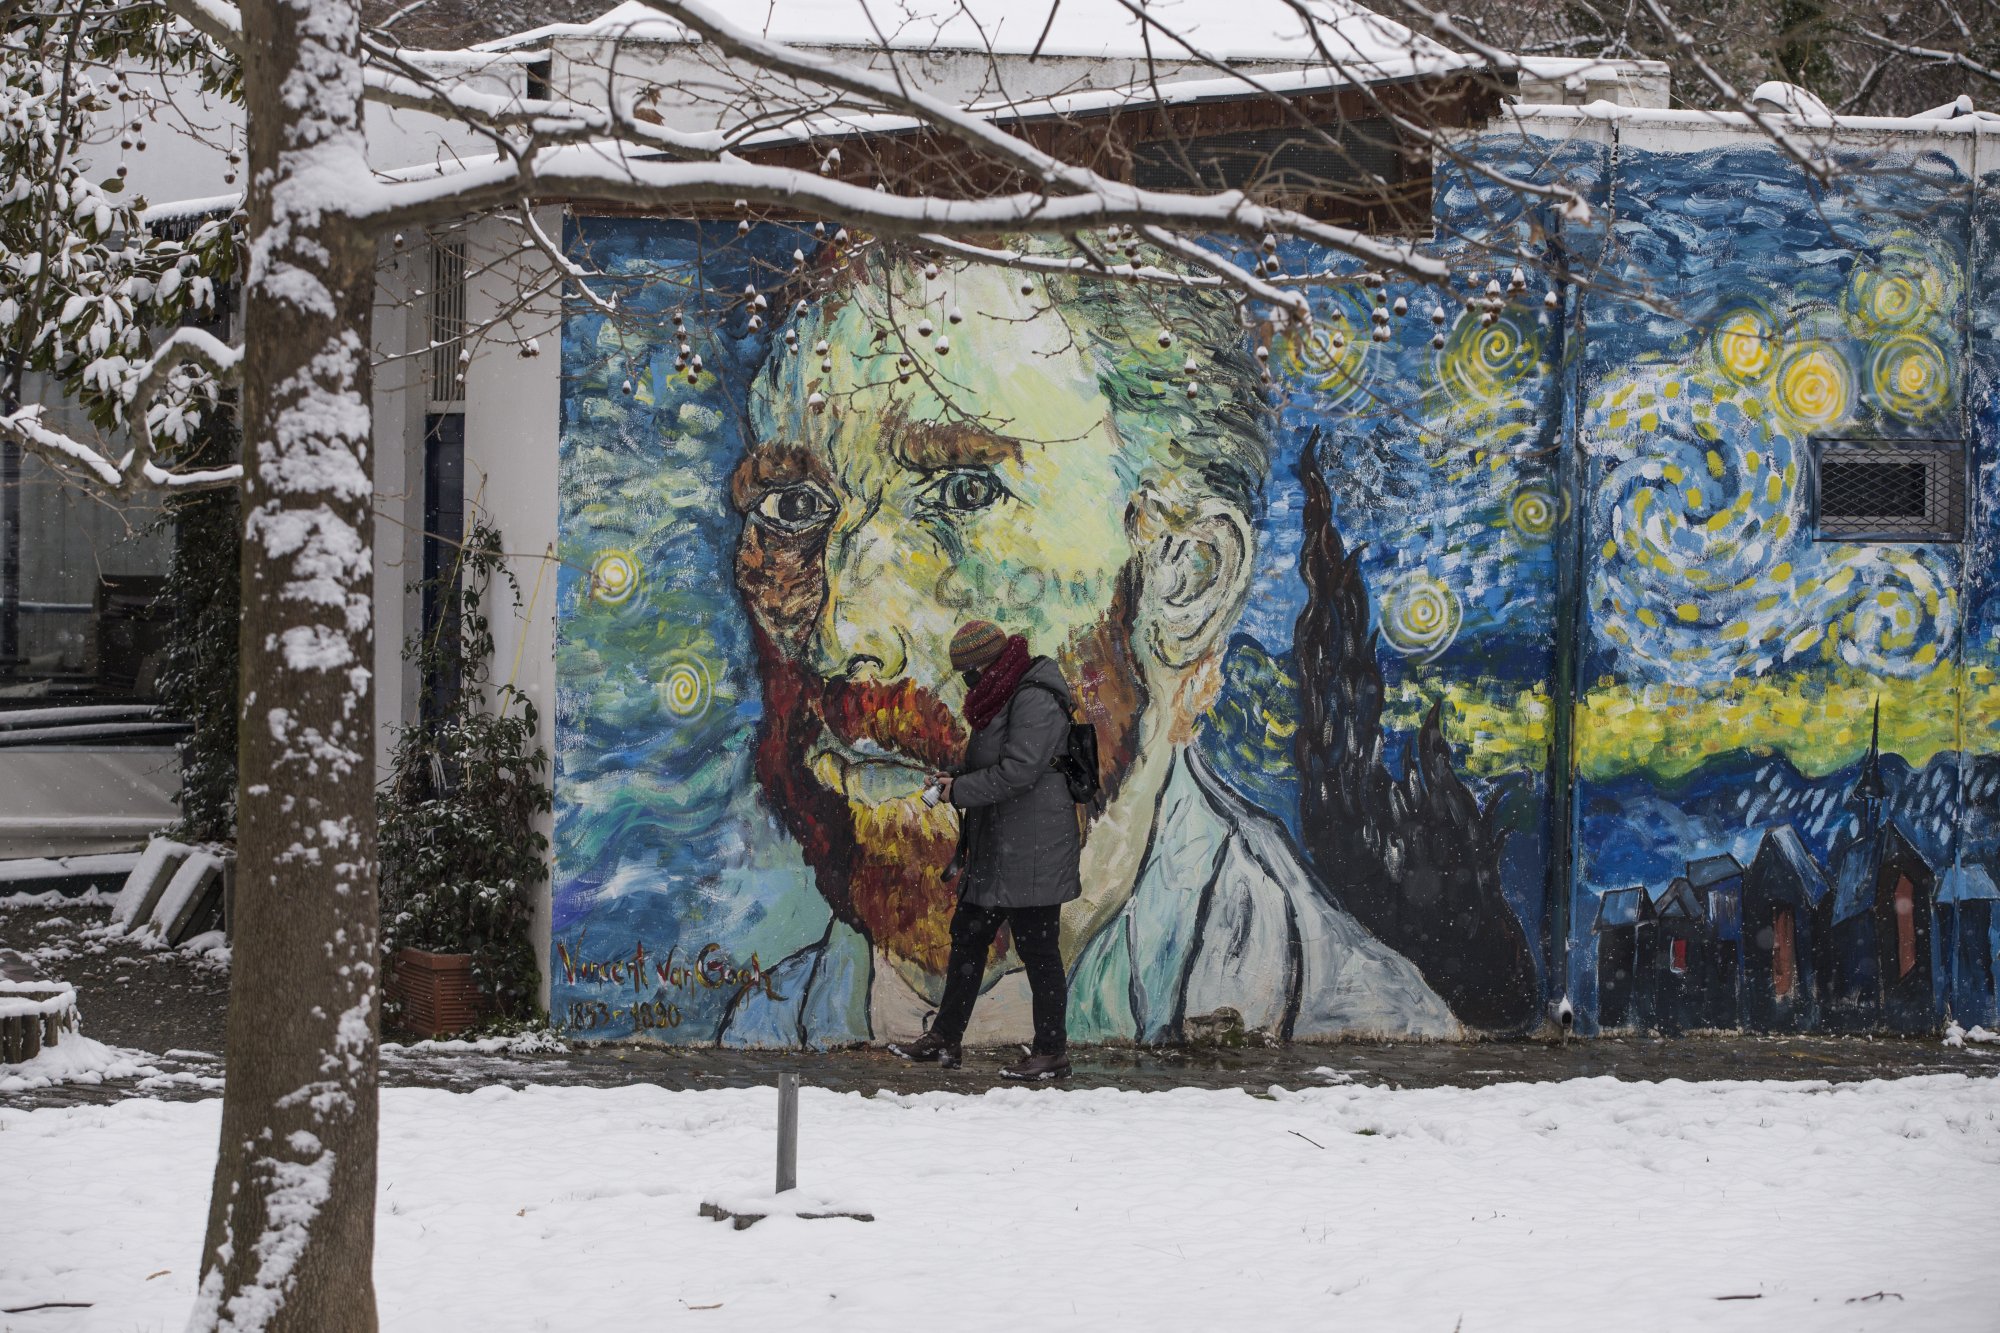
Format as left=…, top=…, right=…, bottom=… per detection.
left=753, top=484, right=833, bottom=534
left=928, top=470, right=1006, bottom=514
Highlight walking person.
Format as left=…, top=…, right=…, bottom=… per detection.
left=891, top=620, right=1081, bottom=1080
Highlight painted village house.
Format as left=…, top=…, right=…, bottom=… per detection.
left=6, top=2, right=2000, bottom=1047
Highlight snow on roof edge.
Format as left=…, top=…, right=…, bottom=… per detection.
left=729, top=54, right=1485, bottom=150
left=140, top=193, right=241, bottom=225
left=134, top=94, right=1998, bottom=221
left=475, top=0, right=681, bottom=52
left=1499, top=100, right=2000, bottom=134
left=1516, top=56, right=1670, bottom=78
left=473, top=0, right=1450, bottom=64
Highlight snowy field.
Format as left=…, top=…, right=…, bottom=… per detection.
left=2, top=1074, right=1995, bottom=1331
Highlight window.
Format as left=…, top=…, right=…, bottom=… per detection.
left=1772, top=907, right=1797, bottom=999
left=1670, top=937, right=1689, bottom=974
left=1812, top=440, right=1964, bottom=542
left=429, top=237, right=467, bottom=405
left=1893, top=875, right=1917, bottom=979
left=1, top=445, right=172, bottom=711
left=421, top=413, right=465, bottom=723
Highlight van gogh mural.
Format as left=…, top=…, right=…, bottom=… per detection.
left=551, top=128, right=2000, bottom=1046
left=1571, top=140, right=1998, bottom=1036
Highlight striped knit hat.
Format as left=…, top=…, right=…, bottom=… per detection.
left=948, top=620, right=1008, bottom=672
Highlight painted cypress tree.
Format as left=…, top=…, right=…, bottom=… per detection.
left=1292, top=429, right=1541, bottom=1032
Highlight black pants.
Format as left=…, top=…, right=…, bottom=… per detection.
left=931, top=901, right=1068, bottom=1054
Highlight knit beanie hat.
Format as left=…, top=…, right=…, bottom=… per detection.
left=949, top=620, right=1008, bottom=672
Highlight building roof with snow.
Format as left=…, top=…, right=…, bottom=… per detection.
left=478, top=0, right=1462, bottom=66
left=1827, top=824, right=1933, bottom=925
left=1746, top=826, right=1831, bottom=909
left=1686, top=854, right=1745, bottom=892
left=1594, top=886, right=1650, bottom=932
left=1651, top=878, right=1703, bottom=922
left=1937, top=864, right=2000, bottom=905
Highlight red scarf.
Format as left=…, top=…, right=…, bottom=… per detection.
left=961, top=636, right=1033, bottom=732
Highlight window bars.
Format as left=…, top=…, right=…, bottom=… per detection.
left=429, top=237, right=467, bottom=404
left=1811, top=439, right=1965, bottom=543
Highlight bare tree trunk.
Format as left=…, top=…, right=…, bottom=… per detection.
left=191, top=0, right=381, bottom=1327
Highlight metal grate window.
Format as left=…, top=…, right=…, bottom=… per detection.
left=1812, top=440, right=1964, bottom=542
left=429, top=238, right=466, bottom=403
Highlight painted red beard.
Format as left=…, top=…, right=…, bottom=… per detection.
left=747, top=582, right=1146, bottom=978
left=750, top=629, right=970, bottom=975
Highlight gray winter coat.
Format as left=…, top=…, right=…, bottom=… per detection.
left=949, top=656, right=1082, bottom=909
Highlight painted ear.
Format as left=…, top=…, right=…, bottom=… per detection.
left=1130, top=492, right=1253, bottom=671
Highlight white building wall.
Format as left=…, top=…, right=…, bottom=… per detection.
left=368, top=237, right=428, bottom=783
left=459, top=211, right=564, bottom=1008
left=117, top=63, right=525, bottom=209
left=362, top=213, right=561, bottom=1005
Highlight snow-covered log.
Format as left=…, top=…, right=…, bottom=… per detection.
left=0, top=979, right=80, bottom=1063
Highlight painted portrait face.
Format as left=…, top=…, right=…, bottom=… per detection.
left=732, top=257, right=1223, bottom=973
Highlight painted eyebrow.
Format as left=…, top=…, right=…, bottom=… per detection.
left=893, top=419, right=1024, bottom=473
left=728, top=443, right=832, bottom=513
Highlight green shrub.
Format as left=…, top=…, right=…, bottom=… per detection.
left=378, top=517, right=549, bottom=1022
left=156, top=408, right=240, bottom=847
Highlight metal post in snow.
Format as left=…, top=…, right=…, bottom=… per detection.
left=776, top=1072, right=798, bottom=1194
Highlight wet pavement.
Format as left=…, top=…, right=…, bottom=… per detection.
left=5, top=897, right=1995, bottom=1111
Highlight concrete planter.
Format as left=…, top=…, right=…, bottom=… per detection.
left=388, top=947, right=490, bottom=1039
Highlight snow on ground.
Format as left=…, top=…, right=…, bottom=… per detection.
left=0, top=1032, right=165, bottom=1094
left=380, top=1029, right=569, bottom=1058
left=0, top=887, right=117, bottom=909
left=2, top=1074, right=1995, bottom=1331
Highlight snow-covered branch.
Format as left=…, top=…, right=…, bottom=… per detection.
left=356, top=49, right=738, bottom=159
left=919, top=233, right=1236, bottom=287
left=370, top=141, right=1443, bottom=281
left=129, top=326, right=242, bottom=417
left=1136, top=225, right=1307, bottom=316
left=1, top=7, right=242, bottom=500
left=0, top=402, right=240, bottom=492
left=0, top=405, right=122, bottom=486
left=160, top=0, right=242, bottom=53
left=516, top=202, right=620, bottom=317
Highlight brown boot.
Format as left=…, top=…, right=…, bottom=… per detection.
left=887, top=1031, right=962, bottom=1069
left=1000, top=1048, right=1071, bottom=1081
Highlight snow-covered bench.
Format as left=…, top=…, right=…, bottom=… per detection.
left=109, top=838, right=230, bottom=946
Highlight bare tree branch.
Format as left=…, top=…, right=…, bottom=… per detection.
left=1629, top=0, right=1831, bottom=181
left=1853, top=30, right=2000, bottom=89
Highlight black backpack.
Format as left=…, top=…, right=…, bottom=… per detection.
left=1017, top=680, right=1101, bottom=808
